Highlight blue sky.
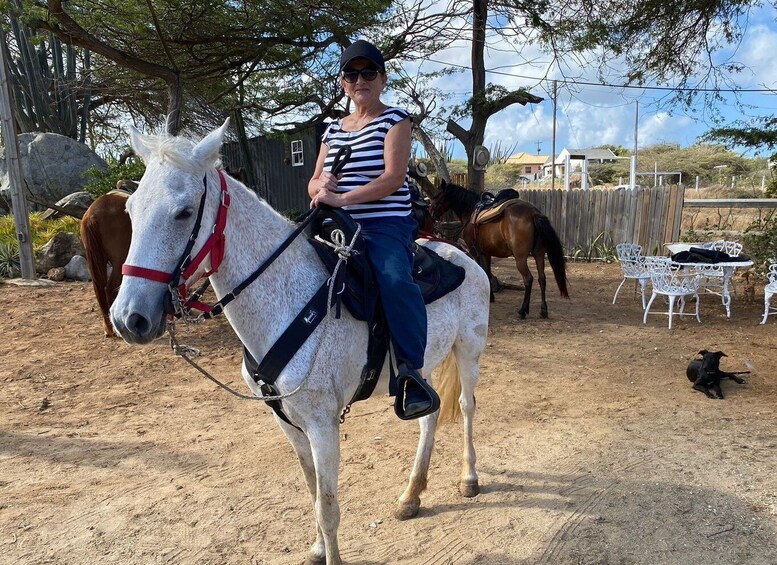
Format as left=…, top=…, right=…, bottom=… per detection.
left=390, top=5, right=777, bottom=161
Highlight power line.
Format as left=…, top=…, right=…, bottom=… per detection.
left=424, top=57, right=777, bottom=94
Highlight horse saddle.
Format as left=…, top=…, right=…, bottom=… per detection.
left=308, top=207, right=466, bottom=321
left=473, top=189, right=522, bottom=224
left=308, top=207, right=466, bottom=404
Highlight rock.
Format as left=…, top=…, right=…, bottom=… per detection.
left=36, top=232, right=85, bottom=273
left=47, top=267, right=66, bottom=281
left=41, top=191, right=95, bottom=220
left=0, top=132, right=107, bottom=212
left=64, top=255, right=91, bottom=281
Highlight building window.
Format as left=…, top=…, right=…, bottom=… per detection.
left=291, top=140, right=304, bottom=167
left=524, top=166, right=532, bottom=174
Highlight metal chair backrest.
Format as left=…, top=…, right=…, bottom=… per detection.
left=709, top=240, right=743, bottom=257
left=647, top=258, right=700, bottom=295
left=616, top=243, right=649, bottom=278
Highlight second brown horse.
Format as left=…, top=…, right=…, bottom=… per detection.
left=430, top=180, right=569, bottom=319
left=80, top=190, right=132, bottom=337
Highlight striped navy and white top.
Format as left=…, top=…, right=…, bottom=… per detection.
left=322, top=106, right=411, bottom=220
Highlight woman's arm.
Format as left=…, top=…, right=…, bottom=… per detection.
left=307, top=142, right=339, bottom=200
left=314, top=117, right=411, bottom=208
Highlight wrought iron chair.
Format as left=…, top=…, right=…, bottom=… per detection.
left=695, top=240, right=743, bottom=313
left=643, top=257, right=702, bottom=329
left=613, top=243, right=651, bottom=309
left=760, top=263, right=777, bottom=325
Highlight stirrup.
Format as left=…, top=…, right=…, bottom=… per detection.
left=394, top=364, right=440, bottom=420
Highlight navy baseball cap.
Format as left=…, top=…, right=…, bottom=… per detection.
left=339, top=40, right=385, bottom=72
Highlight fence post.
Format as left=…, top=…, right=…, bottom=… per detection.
left=564, top=154, right=571, bottom=191
left=762, top=175, right=767, bottom=192
left=695, top=176, right=699, bottom=192
left=731, top=176, right=736, bottom=190
left=629, top=155, right=637, bottom=189
left=581, top=158, right=589, bottom=190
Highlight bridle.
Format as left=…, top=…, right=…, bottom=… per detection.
left=121, top=170, right=230, bottom=318
left=121, top=145, right=352, bottom=322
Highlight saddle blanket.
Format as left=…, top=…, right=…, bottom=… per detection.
left=475, top=198, right=522, bottom=224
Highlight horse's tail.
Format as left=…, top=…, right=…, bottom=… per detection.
left=534, top=214, right=569, bottom=298
left=436, top=349, right=461, bottom=425
left=80, top=210, right=112, bottom=320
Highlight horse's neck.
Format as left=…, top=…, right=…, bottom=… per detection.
left=208, top=180, right=326, bottom=355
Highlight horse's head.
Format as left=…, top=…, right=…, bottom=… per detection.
left=428, top=179, right=450, bottom=221
left=110, top=119, right=230, bottom=344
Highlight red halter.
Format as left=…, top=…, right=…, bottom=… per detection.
left=121, top=170, right=231, bottom=313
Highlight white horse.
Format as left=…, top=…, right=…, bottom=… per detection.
left=109, top=120, right=490, bottom=565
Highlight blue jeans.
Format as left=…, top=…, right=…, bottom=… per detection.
left=358, top=215, right=426, bottom=369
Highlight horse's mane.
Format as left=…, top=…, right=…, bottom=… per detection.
left=444, top=183, right=479, bottom=216
left=137, top=133, right=220, bottom=174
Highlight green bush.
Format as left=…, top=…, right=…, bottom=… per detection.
left=0, top=213, right=81, bottom=253
left=0, top=240, right=20, bottom=278
left=83, top=159, right=145, bottom=198
left=743, top=214, right=777, bottom=277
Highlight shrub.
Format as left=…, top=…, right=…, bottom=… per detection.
left=83, top=159, right=145, bottom=198
left=743, top=214, right=777, bottom=277
left=0, top=240, right=20, bottom=278
left=0, top=213, right=81, bottom=253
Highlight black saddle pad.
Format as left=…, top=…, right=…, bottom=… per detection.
left=672, top=247, right=750, bottom=264
left=307, top=209, right=466, bottom=321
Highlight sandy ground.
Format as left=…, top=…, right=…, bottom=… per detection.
left=2, top=259, right=777, bottom=565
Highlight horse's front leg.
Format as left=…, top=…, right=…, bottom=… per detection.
left=396, top=399, right=440, bottom=520
left=308, top=421, right=343, bottom=565
left=277, top=420, right=327, bottom=564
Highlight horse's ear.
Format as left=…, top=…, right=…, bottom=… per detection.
left=129, top=125, right=154, bottom=164
left=192, top=118, right=230, bottom=168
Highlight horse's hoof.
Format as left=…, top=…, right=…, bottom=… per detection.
left=395, top=500, right=420, bottom=521
left=303, top=555, right=326, bottom=565
left=540, top=311, right=548, bottom=319
left=459, top=480, right=480, bottom=498
left=518, top=311, right=527, bottom=319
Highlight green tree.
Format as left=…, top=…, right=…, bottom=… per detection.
left=9, top=0, right=455, bottom=138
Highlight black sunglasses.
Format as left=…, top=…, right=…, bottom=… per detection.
left=342, top=69, right=380, bottom=83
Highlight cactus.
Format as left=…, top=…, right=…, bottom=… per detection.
left=3, top=1, right=91, bottom=140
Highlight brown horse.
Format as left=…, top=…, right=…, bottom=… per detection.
left=429, top=180, right=569, bottom=318
left=80, top=190, right=132, bottom=337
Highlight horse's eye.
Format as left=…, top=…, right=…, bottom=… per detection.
left=175, top=209, right=193, bottom=220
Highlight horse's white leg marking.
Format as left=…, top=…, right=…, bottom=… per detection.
left=308, top=422, right=343, bottom=565
left=454, top=341, right=482, bottom=497
left=396, top=403, right=440, bottom=521
left=277, top=420, right=326, bottom=563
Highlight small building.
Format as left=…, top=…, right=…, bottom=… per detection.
left=221, top=124, right=325, bottom=214
left=542, top=147, right=618, bottom=178
left=505, top=152, right=548, bottom=180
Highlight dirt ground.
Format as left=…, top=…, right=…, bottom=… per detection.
left=2, top=259, right=777, bottom=565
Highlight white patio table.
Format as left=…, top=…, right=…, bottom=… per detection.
left=664, top=243, right=753, bottom=318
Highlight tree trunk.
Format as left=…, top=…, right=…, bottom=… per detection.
left=412, top=123, right=450, bottom=183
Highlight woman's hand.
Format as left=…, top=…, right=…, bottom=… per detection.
left=310, top=171, right=345, bottom=208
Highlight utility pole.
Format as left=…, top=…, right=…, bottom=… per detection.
left=633, top=100, right=639, bottom=157
left=551, top=80, right=557, bottom=191
left=0, top=26, right=35, bottom=279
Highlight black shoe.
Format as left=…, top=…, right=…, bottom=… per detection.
left=395, top=365, right=440, bottom=420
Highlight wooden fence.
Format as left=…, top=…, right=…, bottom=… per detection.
left=516, top=186, right=686, bottom=256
